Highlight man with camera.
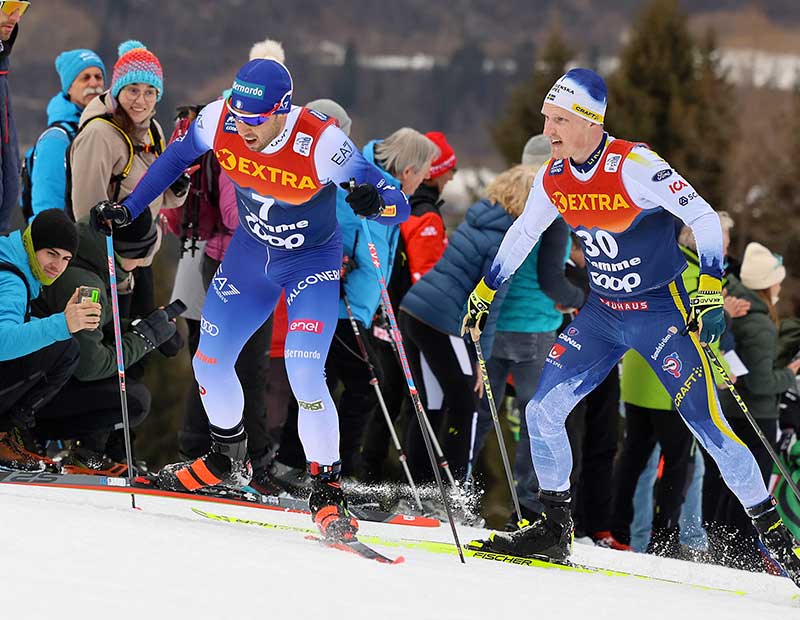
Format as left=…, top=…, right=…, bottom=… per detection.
left=0, top=208, right=99, bottom=471
left=32, top=211, right=183, bottom=474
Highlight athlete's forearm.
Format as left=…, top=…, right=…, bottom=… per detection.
left=485, top=186, right=557, bottom=290
left=123, top=126, right=208, bottom=219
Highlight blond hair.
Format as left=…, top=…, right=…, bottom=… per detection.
left=485, top=165, right=538, bottom=218
left=374, top=128, right=439, bottom=179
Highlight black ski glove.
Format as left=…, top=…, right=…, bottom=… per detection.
left=340, top=182, right=384, bottom=218
left=130, top=309, right=177, bottom=352
left=90, top=200, right=132, bottom=235
left=170, top=172, right=191, bottom=198
left=157, top=328, right=185, bottom=358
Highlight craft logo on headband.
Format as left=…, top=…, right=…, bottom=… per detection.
left=545, top=68, right=608, bottom=125
left=572, top=104, right=604, bottom=123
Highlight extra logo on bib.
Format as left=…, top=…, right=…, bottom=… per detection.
left=551, top=191, right=632, bottom=214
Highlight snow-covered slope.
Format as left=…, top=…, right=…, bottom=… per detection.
left=2, top=483, right=797, bottom=619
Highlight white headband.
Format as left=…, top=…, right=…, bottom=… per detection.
left=544, top=70, right=607, bottom=124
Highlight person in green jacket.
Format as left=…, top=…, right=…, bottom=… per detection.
left=31, top=214, right=181, bottom=474
left=708, top=242, right=800, bottom=570
left=611, top=213, right=744, bottom=556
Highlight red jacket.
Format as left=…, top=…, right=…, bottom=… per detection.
left=399, top=183, right=447, bottom=283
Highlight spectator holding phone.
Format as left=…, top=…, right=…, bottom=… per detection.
left=0, top=209, right=96, bottom=470
left=32, top=213, right=181, bottom=474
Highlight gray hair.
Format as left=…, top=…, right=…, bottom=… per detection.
left=374, top=128, right=440, bottom=178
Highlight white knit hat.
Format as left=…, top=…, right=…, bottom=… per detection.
left=544, top=68, right=607, bottom=124
left=740, top=242, right=786, bottom=290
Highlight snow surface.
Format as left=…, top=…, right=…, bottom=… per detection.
left=2, top=483, right=798, bottom=620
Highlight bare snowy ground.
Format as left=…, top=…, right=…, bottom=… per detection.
left=1, top=484, right=797, bottom=620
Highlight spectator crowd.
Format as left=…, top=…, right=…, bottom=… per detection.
left=1, top=5, right=799, bottom=580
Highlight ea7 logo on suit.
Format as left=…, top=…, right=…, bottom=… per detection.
left=212, top=276, right=241, bottom=303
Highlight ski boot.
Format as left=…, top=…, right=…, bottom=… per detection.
left=59, top=442, right=129, bottom=476
left=156, top=429, right=252, bottom=492
left=308, top=461, right=358, bottom=542
left=246, top=442, right=284, bottom=497
left=747, top=496, right=800, bottom=586
left=468, top=490, right=574, bottom=561
left=592, top=531, right=633, bottom=552
left=0, top=425, right=55, bottom=472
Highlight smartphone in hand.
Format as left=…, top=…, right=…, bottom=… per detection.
left=78, top=286, right=101, bottom=304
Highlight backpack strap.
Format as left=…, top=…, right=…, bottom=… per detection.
left=85, top=115, right=137, bottom=202
left=147, top=119, right=165, bottom=157
left=38, top=120, right=79, bottom=144
left=0, top=261, right=31, bottom=322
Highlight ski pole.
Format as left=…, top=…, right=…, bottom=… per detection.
left=105, top=230, right=137, bottom=509
left=352, top=180, right=465, bottom=563
left=701, top=342, right=800, bottom=504
left=464, top=411, right=478, bottom=492
left=472, top=337, right=524, bottom=526
left=341, top=290, right=424, bottom=511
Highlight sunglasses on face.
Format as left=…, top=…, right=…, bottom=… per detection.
left=225, top=98, right=272, bottom=126
left=0, top=1, right=30, bottom=17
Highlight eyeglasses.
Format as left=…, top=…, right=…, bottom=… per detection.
left=121, top=86, right=158, bottom=102
left=0, top=1, right=30, bottom=17
left=225, top=98, right=274, bottom=126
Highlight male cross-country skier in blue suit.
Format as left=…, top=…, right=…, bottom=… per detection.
left=463, top=68, right=800, bottom=586
left=91, top=59, right=409, bottom=541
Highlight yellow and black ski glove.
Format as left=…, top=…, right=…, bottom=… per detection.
left=687, top=275, right=725, bottom=344
left=461, top=278, right=497, bottom=342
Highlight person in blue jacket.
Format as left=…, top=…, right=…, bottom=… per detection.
left=398, top=164, right=538, bottom=482
left=26, top=49, right=106, bottom=219
left=0, top=209, right=100, bottom=470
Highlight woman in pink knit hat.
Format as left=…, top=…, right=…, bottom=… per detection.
left=69, top=40, right=186, bottom=317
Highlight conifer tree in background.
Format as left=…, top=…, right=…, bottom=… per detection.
left=431, top=39, right=487, bottom=132
left=679, top=28, right=735, bottom=210
left=760, top=82, right=800, bottom=267
left=491, top=28, right=572, bottom=165
left=607, top=0, right=734, bottom=209
left=334, top=41, right=359, bottom=109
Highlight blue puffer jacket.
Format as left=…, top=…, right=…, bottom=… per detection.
left=0, top=25, right=20, bottom=232
left=29, top=94, right=82, bottom=219
left=0, top=231, right=71, bottom=361
left=400, top=198, right=513, bottom=352
left=337, top=139, right=402, bottom=327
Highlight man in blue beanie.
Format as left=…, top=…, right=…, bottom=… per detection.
left=23, top=48, right=106, bottom=220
